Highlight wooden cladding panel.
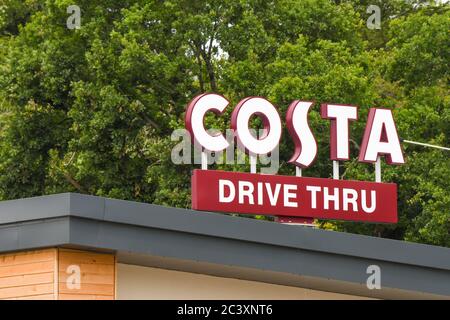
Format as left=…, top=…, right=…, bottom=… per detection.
left=58, top=249, right=115, bottom=300
left=0, top=249, right=57, bottom=300
left=58, top=294, right=114, bottom=300
left=7, top=294, right=55, bottom=300
left=0, top=250, right=56, bottom=266
left=0, top=248, right=116, bottom=300
left=0, top=272, right=54, bottom=288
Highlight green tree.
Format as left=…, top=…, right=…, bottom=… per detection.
left=0, top=0, right=448, bottom=246
left=332, top=6, right=449, bottom=246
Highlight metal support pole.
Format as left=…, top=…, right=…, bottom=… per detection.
left=250, top=154, right=257, bottom=174
left=333, top=160, right=339, bottom=180
left=296, top=167, right=302, bottom=177
left=375, top=156, right=381, bottom=183
left=201, top=150, right=208, bottom=170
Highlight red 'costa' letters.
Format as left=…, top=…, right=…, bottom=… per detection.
left=185, top=93, right=405, bottom=167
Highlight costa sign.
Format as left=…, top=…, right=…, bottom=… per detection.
left=186, top=93, right=404, bottom=224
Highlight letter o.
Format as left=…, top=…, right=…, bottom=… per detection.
left=231, top=97, right=282, bottom=155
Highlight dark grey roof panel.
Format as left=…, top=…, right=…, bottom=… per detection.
left=1, top=193, right=449, bottom=270
left=0, top=193, right=449, bottom=299
left=0, top=218, right=70, bottom=251
left=0, top=193, right=70, bottom=224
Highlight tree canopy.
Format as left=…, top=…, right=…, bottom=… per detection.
left=0, top=0, right=448, bottom=246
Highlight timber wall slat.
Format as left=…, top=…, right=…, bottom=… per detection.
left=0, top=250, right=55, bottom=266
left=0, top=249, right=57, bottom=300
left=0, top=272, right=54, bottom=288
left=0, top=248, right=116, bottom=300
left=6, top=294, right=55, bottom=300
left=0, top=283, right=54, bottom=299
left=0, top=261, right=55, bottom=278
left=58, top=249, right=115, bottom=300
left=59, top=293, right=114, bottom=300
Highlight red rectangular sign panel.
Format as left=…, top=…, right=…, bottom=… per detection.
left=192, top=169, right=397, bottom=223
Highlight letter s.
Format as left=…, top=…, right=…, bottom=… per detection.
left=286, top=101, right=317, bottom=168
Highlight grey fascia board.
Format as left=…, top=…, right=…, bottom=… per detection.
left=65, top=217, right=450, bottom=297
left=0, top=192, right=449, bottom=273
left=88, top=193, right=449, bottom=271
left=0, top=207, right=449, bottom=297
left=0, top=217, right=70, bottom=252
left=0, top=193, right=71, bottom=224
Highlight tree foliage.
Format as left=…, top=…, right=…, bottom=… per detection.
left=0, top=0, right=448, bottom=246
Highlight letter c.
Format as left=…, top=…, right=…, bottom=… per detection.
left=185, top=93, right=230, bottom=152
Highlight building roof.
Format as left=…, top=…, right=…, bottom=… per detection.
left=0, top=193, right=449, bottom=299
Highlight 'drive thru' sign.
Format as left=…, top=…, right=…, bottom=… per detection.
left=186, top=93, right=403, bottom=223
left=192, top=170, right=397, bottom=223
